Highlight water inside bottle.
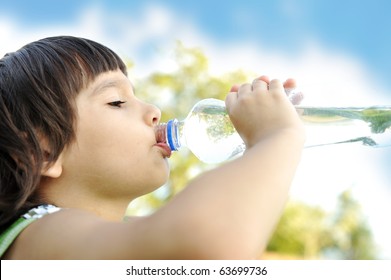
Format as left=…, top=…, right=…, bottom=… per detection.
left=297, top=106, right=391, bottom=148
left=183, top=101, right=244, bottom=163
left=184, top=105, right=391, bottom=163
left=157, top=102, right=391, bottom=164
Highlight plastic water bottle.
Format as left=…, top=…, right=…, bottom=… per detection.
left=155, top=98, right=391, bottom=164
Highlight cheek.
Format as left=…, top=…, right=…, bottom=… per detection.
left=77, top=109, right=131, bottom=153
left=62, top=131, right=146, bottom=187
left=80, top=129, right=142, bottom=165
left=77, top=116, right=150, bottom=171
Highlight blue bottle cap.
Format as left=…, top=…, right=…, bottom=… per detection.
left=167, top=119, right=178, bottom=151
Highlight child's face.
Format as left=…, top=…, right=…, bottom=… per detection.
left=58, top=70, right=170, bottom=199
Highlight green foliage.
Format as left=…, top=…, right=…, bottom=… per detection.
left=267, top=190, right=377, bottom=259
left=327, top=190, right=377, bottom=259
left=125, top=42, right=377, bottom=259
left=267, top=202, right=332, bottom=258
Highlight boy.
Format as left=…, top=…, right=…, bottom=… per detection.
left=0, top=36, right=305, bottom=259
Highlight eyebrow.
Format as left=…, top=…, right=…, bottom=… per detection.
left=92, top=78, right=135, bottom=95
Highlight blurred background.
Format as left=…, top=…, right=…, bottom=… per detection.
left=1, top=0, right=391, bottom=259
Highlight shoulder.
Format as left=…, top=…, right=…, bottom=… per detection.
left=4, top=208, right=161, bottom=259
left=4, top=208, right=112, bottom=259
left=0, top=204, right=60, bottom=259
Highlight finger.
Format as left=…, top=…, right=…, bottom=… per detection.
left=225, top=91, right=237, bottom=112
left=252, top=78, right=268, bottom=93
left=258, top=75, right=270, bottom=84
left=283, top=78, right=297, bottom=97
left=237, top=83, right=252, bottom=96
left=230, top=84, right=240, bottom=93
left=269, top=79, right=284, bottom=95
left=283, top=78, right=296, bottom=89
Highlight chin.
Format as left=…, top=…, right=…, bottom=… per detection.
left=138, top=181, right=168, bottom=198
left=146, top=171, right=170, bottom=194
left=137, top=160, right=170, bottom=194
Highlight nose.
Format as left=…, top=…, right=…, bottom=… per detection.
left=145, top=103, right=161, bottom=126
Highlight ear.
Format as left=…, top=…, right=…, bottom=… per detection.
left=38, top=134, right=64, bottom=179
left=41, top=153, right=63, bottom=178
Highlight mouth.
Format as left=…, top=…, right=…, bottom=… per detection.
left=155, top=123, right=167, bottom=144
left=155, top=142, right=172, bottom=158
left=155, top=123, right=171, bottom=158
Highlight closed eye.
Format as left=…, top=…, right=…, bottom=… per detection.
left=108, top=101, right=127, bottom=108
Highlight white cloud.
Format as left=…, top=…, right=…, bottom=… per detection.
left=3, top=4, right=389, bottom=107
left=0, top=17, right=25, bottom=55
left=202, top=40, right=391, bottom=106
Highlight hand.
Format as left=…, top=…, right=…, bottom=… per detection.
left=225, top=76, right=305, bottom=148
left=230, top=77, right=304, bottom=105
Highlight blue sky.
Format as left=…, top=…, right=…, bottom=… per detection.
left=2, top=0, right=391, bottom=258
left=2, top=0, right=391, bottom=87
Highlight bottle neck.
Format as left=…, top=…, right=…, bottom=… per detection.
left=166, top=119, right=178, bottom=151
left=164, top=119, right=186, bottom=151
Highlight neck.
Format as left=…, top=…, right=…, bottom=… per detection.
left=39, top=177, right=134, bottom=221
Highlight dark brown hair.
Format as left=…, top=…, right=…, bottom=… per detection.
left=0, top=36, right=127, bottom=230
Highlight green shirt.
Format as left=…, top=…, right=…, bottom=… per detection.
left=0, top=204, right=60, bottom=258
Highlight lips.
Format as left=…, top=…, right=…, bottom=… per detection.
left=155, top=142, right=172, bottom=158
left=155, top=123, right=171, bottom=158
